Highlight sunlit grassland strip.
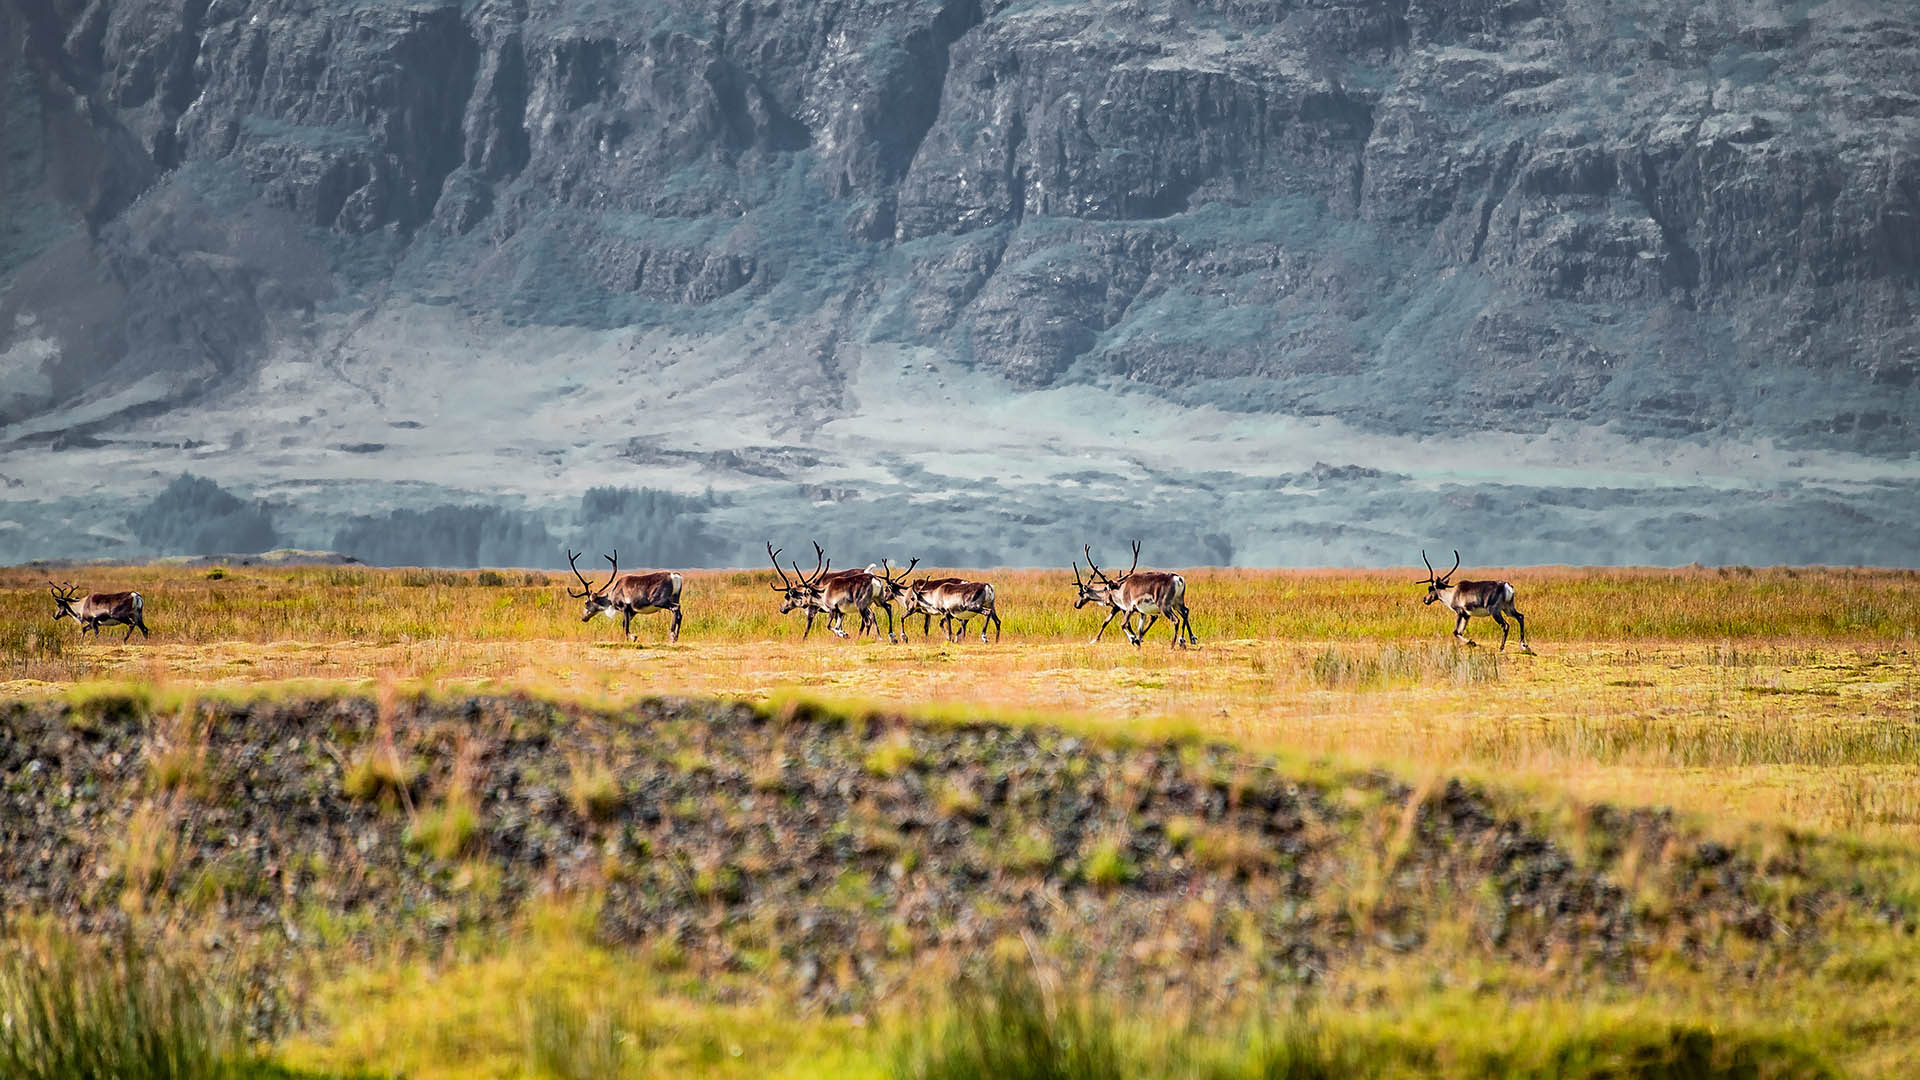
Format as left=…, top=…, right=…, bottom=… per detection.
left=4, top=565, right=1918, bottom=844
left=4, top=565, right=1917, bottom=649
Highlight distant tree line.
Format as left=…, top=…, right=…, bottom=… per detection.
left=573, top=486, right=721, bottom=568
left=330, top=486, right=725, bottom=568
left=130, top=474, right=278, bottom=555
left=117, top=474, right=732, bottom=568
left=332, top=505, right=557, bottom=568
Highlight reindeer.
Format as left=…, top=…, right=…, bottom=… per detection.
left=1418, top=550, right=1531, bottom=652
left=861, top=558, right=920, bottom=643
left=1071, top=542, right=1197, bottom=649
left=566, top=550, right=684, bottom=642
left=900, top=577, right=1002, bottom=643
left=768, top=542, right=883, bottom=641
left=48, top=581, right=150, bottom=641
left=896, top=577, right=965, bottom=640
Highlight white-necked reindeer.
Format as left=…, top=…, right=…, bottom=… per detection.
left=861, top=557, right=920, bottom=642
left=769, top=541, right=884, bottom=641
left=1418, top=549, right=1531, bottom=652
left=1071, top=541, right=1197, bottom=649
left=899, top=577, right=1002, bottom=643
left=566, top=550, right=684, bottom=642
left=49, top=581, right=150, bottom=641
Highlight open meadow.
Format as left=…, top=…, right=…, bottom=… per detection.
left=3, top=562, right=1919, bottom=1078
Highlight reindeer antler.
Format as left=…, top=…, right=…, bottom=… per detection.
left=600, top=550, right=621, bottom=593
left=566, top=552, right=597, bottom=597
left=1084, top=545, right=1115, bottom=586
left=1072, top=559, right=1084, bottom=587
left=1440, top=550, right=1461, bottom=586
left=1123, top=539, right=1141, bottom=579
left=1418, top=550, right=1435, bottom=584
left=881, top=556, right=919, bottom=586
left=802, top=541, right=829, bottom=586
left=768, top=542, right=794, bottom=590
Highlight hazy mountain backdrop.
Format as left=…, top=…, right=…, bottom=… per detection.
left=3, top=0, right=1917, bottom=567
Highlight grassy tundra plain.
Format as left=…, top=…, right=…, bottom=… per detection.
left=3, top=563, right=1919, bottom=1078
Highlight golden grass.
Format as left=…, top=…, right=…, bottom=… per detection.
left=11, top=564, right=1915, bottom=1078
left=5, top=563, right=1919, bottom=847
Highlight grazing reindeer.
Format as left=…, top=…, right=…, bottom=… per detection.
left=768, top=542, right=881, bottom=641
left=1071, top=542, right=1197, bottom=649
left=1418, top=550, right=1531, bottom=652
left=900, top=577, right=1002, bottom=643
left=49, top=581, right=150, bottom=641
left=567, top=550, right=684, bottom=642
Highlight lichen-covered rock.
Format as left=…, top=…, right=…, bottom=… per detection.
left=0, top=692, right=1884, bottom=1027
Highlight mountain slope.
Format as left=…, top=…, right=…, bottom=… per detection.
left=2, top=0, right=1917, bottom=565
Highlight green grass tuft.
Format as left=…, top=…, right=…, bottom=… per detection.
left=0, top=933, right=247, bottom=1080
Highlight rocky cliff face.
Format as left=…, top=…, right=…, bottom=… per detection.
left=2, top=0, right=1917, bottom=564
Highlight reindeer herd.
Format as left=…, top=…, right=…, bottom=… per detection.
left=40, top=546, right=1533, bottom=653
left=767, top=542, right=1003, bottom=644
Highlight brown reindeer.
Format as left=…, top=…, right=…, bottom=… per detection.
left=49, top=581, right=150, bottom=642
left=899, top=577, right=1002, bottom=643
left=768, top=542, right=883, bottom=641
left=1419, top=549, right=1531, bottom=652
left=1071, top=542, right=1197, bottom=649
left=896, top=577, right=964, bottom=640
left=860, top=558, right=920, bottom=642
left=567, top=550, right=684, bottom=642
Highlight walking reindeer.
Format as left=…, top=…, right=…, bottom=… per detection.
left=1071, top=541, right=1197, bottom=649
left=768, top=542, right=889, bottom=641
left=898, top=577, right=1002, bottom=643
left=49, top=581, right=150, bottom=641
left=1418, top=550, right=1532, bottom=652
left=567, top=550, right=684, bottom=642
left=862, top=558, right=920, bottom=642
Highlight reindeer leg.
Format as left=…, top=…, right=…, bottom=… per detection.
left=1092, top=608, right=1120, bottom=644
left=1512, top=608, right=1531, bottom=653
left=988, top=608, right=1001, bottom=643
left=1136, top=613, right=1159, bottom=649
left=623, top=608, right=637, bottom=642
left=803, top=610, right=816, bottom=640
left=882, top=603, right=897, bottom=644
left=668, top=605, right=681, bottom=643
left=1491, top=610, right=1510, bottom=651
left=137, top=615, right=150, bottom=638
left=123, top=620, right=136, bottom=643
left=1454, top=612, right=1474, bottom=646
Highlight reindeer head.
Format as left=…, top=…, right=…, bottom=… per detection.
left=48, top=581, right=81, bottom=621
left=1072, top=542, right=1140, bottom=608
left=769, top=541, right=828, bottom=614
left=865, top=557, right=920, bottom=603
left=566, top=550, right=619, bottom=621
left=1418, top=549, right=1460, bottom=605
